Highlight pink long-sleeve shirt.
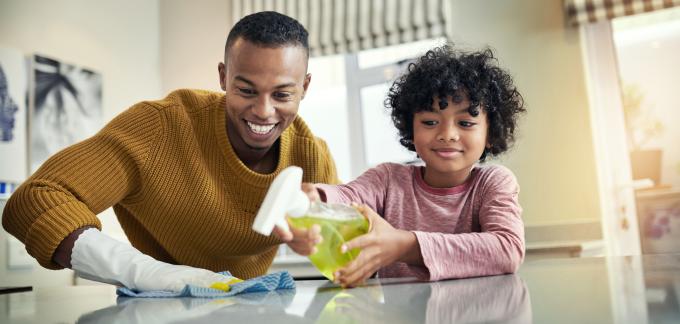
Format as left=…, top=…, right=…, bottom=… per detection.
left=316, top=162, right=524, bottom=281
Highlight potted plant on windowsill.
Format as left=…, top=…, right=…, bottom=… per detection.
left=622, top=83, right=664, bottom=186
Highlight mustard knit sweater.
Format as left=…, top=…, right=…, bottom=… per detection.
left=2, top=89, right=339, bottom=279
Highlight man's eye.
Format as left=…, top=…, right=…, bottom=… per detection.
left=238, top=88, right=256, bottom=95
left=273, top=92, right=292, bottom=99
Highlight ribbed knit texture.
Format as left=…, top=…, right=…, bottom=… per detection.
left=2, top=89, right=339, bottom=278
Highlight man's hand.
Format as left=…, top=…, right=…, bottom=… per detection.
left=272, top=219, right=322, bottom=256
left=145, top=266, right=243, bottom=292
left=333, top=204, right=422, bottom=287
left=69, top=228, right=244, bottom=293
left=271, top=182, right=325, bottom=256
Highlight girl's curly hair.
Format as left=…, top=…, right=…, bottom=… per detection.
left=386, top=45, right=525, bottom=161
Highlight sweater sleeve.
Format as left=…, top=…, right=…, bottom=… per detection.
left=1, top=102, right=162, bottom=270
left=315, top=163, right=390, bottom=215
left=415, top=167, right=525, bottom=281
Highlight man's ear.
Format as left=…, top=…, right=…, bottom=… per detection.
left=218, top=62, right=227, bottom=91
left=301, top=73, right=311, bottom=99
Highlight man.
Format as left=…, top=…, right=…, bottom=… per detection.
left=2, top=12, right=336, bottom=292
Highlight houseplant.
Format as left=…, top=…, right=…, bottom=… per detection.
left=621, top=83, right=664, bottom=186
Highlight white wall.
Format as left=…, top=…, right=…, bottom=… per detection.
left=446, top=0, right=602, bottom=225
left=0, top=0, right=161, bottom=287
left=160, top=0, right=229, bottom=94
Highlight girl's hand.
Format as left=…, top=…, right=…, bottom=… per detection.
left=301, top=182, right=322, bottom=202
left=333, top=204, right=421, bottom=287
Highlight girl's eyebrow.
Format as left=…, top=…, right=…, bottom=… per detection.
left=455, top=105, right=482, bottom=117
left=454, top=105, right=473, bottom=114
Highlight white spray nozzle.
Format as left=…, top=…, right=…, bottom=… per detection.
left=252, top=166, right=311, bottom=236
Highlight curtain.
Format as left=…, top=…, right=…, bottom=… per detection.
left=229, top=0, right=451, bottom=56
left=565, top=0, right=680, bottom=26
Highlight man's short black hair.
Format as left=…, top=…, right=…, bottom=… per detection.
left=225, top=11, right=309, bottom=57
left=386, top=45, right=525, bottom=162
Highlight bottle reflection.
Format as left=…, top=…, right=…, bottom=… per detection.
left=307, top=275, right=531, bottom=324
left=76, top=289, right=296, bottom=324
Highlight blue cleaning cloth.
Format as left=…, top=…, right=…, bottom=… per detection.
left=116, top=271, right=295, bottom=298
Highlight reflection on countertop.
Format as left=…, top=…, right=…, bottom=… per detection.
left=1, top=253, right=679, bottom=323
left=71, top=274, right=530, bottom=324
left=76, top=289, right=296, bottom=324
left=302, top=275, right=530, bottom=324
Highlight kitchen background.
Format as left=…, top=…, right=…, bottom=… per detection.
left=1, top=0, right=679, bottom=287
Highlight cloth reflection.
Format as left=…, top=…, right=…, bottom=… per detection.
left=306, top=275, right=531, bottom=324
left=77, top=289, right=296, bottom=324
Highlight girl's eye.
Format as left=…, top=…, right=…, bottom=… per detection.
left=422, top=120, right=438, bottom=126
left=459, top=121, right=476, bottom=127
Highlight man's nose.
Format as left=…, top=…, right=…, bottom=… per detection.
left=252, top=96, right=275, bottom=120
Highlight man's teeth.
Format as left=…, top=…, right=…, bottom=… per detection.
left=247, top=121, right=276, bottom=134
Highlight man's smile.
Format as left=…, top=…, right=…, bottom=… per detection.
left=245, top=120, right=278, bottom=135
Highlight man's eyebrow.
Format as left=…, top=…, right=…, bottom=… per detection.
left=233, top=76, right=297, bottom=90
left=234, top=76, right=255, bottom=86
left=273, top=83, right=297, bottom=89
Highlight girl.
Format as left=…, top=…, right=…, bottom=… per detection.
left=304, top=45, right=526, bottom=287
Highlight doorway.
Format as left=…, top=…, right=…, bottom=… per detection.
left=612, top=7, right=680, bottom=255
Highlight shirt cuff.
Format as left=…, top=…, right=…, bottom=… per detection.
left=413, top=231, right=438, bottom=281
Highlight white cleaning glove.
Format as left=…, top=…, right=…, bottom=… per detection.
left=70, top=228, right=241, bottom=292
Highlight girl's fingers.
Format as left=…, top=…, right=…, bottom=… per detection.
left=336, top=251, right=380, bottom=286
left=341, top=258, right=378, bottom=286
left=341, top=232, right=372, bottom=253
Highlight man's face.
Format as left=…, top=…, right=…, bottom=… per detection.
left=218, top=38, right=310, bottom=152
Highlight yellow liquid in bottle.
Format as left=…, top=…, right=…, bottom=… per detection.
left=289, top=215, right=369, bottom=280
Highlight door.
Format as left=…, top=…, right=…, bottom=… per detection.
left=581, top=22, right=643, bottom=257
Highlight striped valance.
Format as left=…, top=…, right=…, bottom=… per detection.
left=229, top=0, right=451, bottom=56
left=565, top=0, right=680, bottom=26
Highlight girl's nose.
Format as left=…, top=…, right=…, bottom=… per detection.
left=437, top=125, right=460, bottom=142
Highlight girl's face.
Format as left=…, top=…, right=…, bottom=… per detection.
left=413, top=94, right=489, bottom=188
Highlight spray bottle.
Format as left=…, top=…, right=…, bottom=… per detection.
left=252, top=166, right=369, bottom=280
